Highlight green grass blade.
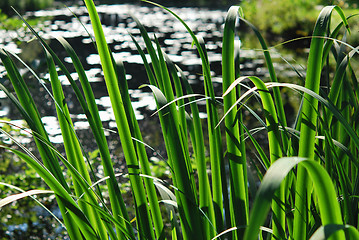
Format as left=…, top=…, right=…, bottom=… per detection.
left=11, top=9, right=99, bottom=126
left=0, top=48, right=84, bottom=238
left=243, top=157, right=344, bottom=240
left=0, top=49, right=67, bottom=188
left=131, top=24, right=202, bottom=237
left=321, top=14, right=356, bottom=66
left=326, top=47, right=359, bottom=126
left=236, top=77, right=282, bottom=160
left=2, top=122, right=115, bottom=238
left=1, top=144, right=99, bottom=239
left=134, top=8, right=210, bottom=236
left=9, top=10, right=113, bottom=203
left=82, top=1, right=155, bottom=238
left=129, top=33, right=157, bottom=86
left=0, top=82, right=34, bottom=129
left=139, top=7, right=227, bottom=236
left=139, top=9, right=225, bottom=223
left=239, top=16, right=288, bottom=153
left=177, top=65, right=220, bottom=232
left=164, top=53, right=188, bottom=142
left=227, top=76, right=284, bottom=238
left=115, top=59, right=164, bottom=239
left=80, top=200, right=136, bottom=240
left=265, top=82, right=359, bottom=152
left=57, top=36, right=134, bottom=239
left=240, top=122, right=270, bottom=173
left=295, top=6, right=349, bottom=240
left=145, top=1, right=229, bottom=232
left=309, top=224, right=359, bottom=240
left=130, top=13, right=162, bottom=88
left=152, top=39, right=204, bottom=236
left=145, top=84, right=205, bottom=238
left=0, top=189, right=54, bottom=208
left=222, top=7, right=248, bottom=238
left=169, top=62, right=216, bottom=236
left=44, top=49, right=109, bottom=239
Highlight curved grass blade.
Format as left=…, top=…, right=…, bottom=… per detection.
left=239, top=16, right=288, bottom=152
left=133, top=16, right=211, bottom=237
left=326, top=46, right=359, bottom=126
left=0, top=182, right=64, bottom=228
left=177, top=65, right=223, bottom=231
left=241, top=76, right=284, bottom=238
left=243, top=157, right=344, bottom=240
left=295, top=7, right=349, bottom=239
left=0, top=123, right=113, bottom=237
left=164, top=52, right=188, bottom=138
left=0, top=123, right=112, bottom=208
left=0, top=189, right=54, bottom=208
left=322, top=14, right=356, bottom=65
left=3, top=45, right=107, bottom=205
left=309, top=224, right=359, bottom=240
left=128, top=33, right=157, bottom=86
left=265, top=82, right=359, bottom=165
left=223, top=79, right=359, bottom=158
left=79, top=200, right=137, bottom=240
left=130, top=13, right=162, bottom=88
left=5, top=14, right=113, bottom=228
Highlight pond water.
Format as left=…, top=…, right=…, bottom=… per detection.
left=0, top=3, right=301, bottom=133
left=0, top=2, right=302, bottom=239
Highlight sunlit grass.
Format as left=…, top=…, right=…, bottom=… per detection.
left=1, top=1, right=359, bottom=239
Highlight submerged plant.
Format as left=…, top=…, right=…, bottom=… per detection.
left=1, top=0, right=359, bottom=239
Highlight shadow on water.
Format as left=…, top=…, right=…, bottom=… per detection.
left=0, top=2, right=302, bottom=238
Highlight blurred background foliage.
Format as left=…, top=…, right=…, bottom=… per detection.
left=0, top=0, right=239, bottom=16
left=240, top=0, right=358, bottom=48
left=1, top=0, right=357, bottom=38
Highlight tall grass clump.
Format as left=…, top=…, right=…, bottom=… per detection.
left=1, top=0, right=359, bottom=239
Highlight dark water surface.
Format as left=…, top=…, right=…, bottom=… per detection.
left=0, top=3, right=302, bottom=239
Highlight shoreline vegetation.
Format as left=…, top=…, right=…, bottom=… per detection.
left=1, top=0, right=359, bottom=239
left=1, top=0, right=358, bottom=46
left=240, top=0, right=359, bottom=49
